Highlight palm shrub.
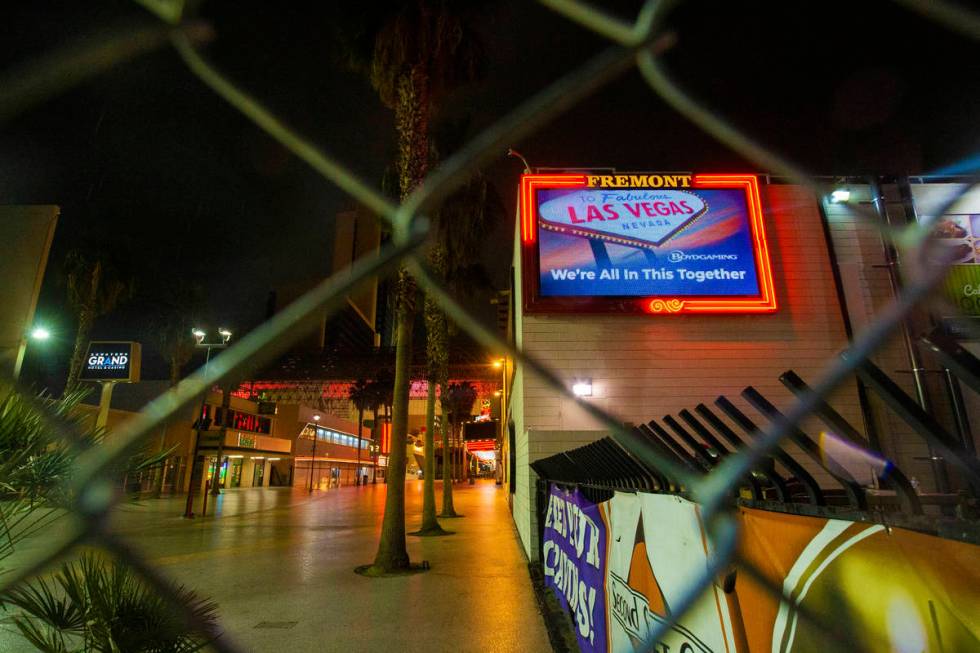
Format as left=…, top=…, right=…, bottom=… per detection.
left=0, top=388, right=96, bottom=562
left=1, top=551, right=218, bottom=652
left=0, top=388, right=171, bottom=563
left=0, top=387, right=214, bottom=650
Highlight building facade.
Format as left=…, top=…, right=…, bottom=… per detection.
left=508, top=173, right=980, bottom=559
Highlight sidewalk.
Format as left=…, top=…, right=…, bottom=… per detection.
left=95, top=480, right=552, bottom=652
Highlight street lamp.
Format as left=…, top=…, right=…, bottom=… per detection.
left=308, top=414, right=320, bottom=493
left=183, top=328, right=233, bottom=519
left=7, top=324, right=53, bottom=381
left=30, top=326, right=51, bottom=341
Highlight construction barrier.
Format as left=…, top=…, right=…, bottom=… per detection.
left=542, top=483, right=980, bottom=652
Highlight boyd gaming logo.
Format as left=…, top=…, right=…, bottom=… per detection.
left=668, top=250, right=739, bottom=264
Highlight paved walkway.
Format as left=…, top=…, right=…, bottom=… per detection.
left=3, top=480, right=552, bottom=652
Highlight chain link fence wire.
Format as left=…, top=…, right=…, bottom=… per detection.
left=1, top=0, right=979, bottom=650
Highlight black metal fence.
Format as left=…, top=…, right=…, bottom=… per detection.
left=532, top=357, right=980, bottom=547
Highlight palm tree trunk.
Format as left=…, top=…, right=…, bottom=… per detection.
left=371, top=406, right=379, bottom=484
left=418, top=377, right=442, bottom=532
left=455, top=422, right=461, bottom=482
left=372, top=288, right=413, bottom=571
left=440, top=405, right=457, bottom=517
left=66, top=308, right=94, bottom=394
left=356, top=407, right=363, bottom=486
left=369, top=61, right=429, bottom=573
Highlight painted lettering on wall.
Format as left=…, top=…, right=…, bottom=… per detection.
left=542, top=486, right=608, bottom=652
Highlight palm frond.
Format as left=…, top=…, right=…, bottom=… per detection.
left=2, top=553, right=220, bottom=652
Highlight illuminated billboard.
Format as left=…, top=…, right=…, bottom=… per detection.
left=520, top=173, right=776, bottom=314
left=79, top=341, right=141, bottom=383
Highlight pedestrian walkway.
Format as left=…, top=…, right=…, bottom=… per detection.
left=100, top=480, right=553, bottom=652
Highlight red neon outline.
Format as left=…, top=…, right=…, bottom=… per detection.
left=520, top=174, right=587, bottom=243
left=519, top=173, right=777, bottom=315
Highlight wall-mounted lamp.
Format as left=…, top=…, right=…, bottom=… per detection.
left=572, top=380, right=593, bottom=397
left=830, top=188, right=851, bottom=204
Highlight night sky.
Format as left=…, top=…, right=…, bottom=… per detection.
left=5, top=1, right=978, bottom=387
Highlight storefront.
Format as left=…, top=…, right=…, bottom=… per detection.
left=197, top=429, right=293, bottom=493
left=508, top=171, right=980, bottom=559
left=292, top=421, right=375, bottom=490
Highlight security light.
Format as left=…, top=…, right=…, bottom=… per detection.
left=218, top=328, right=232, bottom=343
left=192, top=328, right=206, bottom=344
left=572, top=380, right=593, bottom=397
left=830, top=188, right=851, bottom=204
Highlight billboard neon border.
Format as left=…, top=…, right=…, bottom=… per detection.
left=520, top=173, right=777, bottom=314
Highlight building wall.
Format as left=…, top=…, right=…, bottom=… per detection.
left=75, top=389, right=292, bottom=494
left=511, top=183, right=866, bottom=558
left=0, top=205, right=58, bottom=379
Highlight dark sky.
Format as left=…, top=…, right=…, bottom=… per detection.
left=6, top=1, right=978, bottom=385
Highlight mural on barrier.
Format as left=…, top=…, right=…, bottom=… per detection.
left=542, top=484, right=608, bottom=652
left=600, top=493, right=735, bottom=653
left=543, top=484, right=980, bottom=653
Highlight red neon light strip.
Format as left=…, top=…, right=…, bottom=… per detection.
left=520, top=174, right=587, bottom=243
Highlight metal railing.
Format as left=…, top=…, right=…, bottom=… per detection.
left=532, top=360, right=980, bottom=536
left=2, top=1, right=979, bottom=651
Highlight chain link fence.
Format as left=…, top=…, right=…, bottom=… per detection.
left=2, top=0, right=979, bottom=651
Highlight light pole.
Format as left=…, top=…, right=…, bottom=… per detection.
left=493, top=357, right=507, bottom=485
left=308, top=413, right=320, bottom=493
left=183, top=328, right=232, bottom=519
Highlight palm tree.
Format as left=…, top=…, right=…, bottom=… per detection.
left=148, top=305, right=199, bottom=498
left=151, top=279, right=203, bottom=388
left=440, top=382, right=477, bottom=515
left=424, top=150, right=503, bottom=508
left=63, top=249, right=134, bottom=393
left=348, top=379, right=373, bottom=486
left=339, top=0, right=487, bottom=574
